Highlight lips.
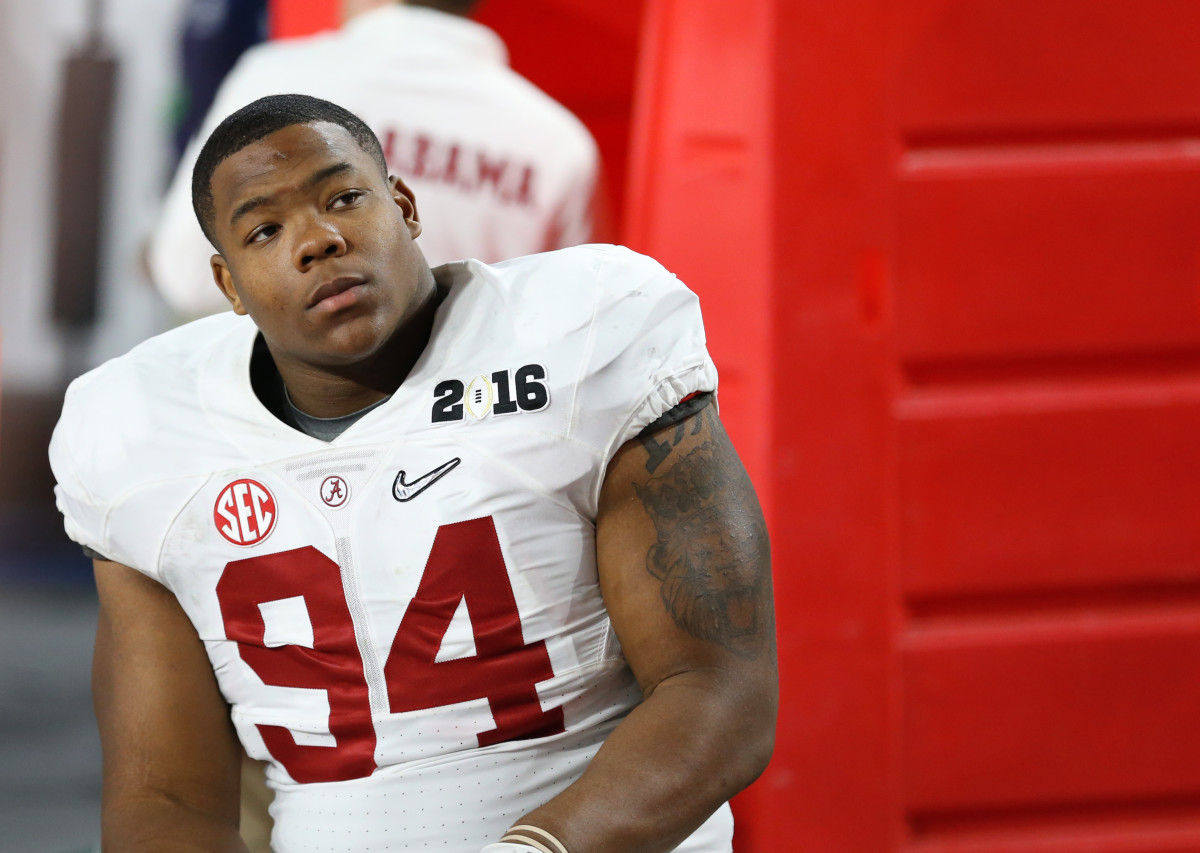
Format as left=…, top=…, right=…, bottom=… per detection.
left=307, top=275, right=367, bottom=309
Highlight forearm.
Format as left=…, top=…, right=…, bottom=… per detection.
left=93, top=560, right=248, bottom=853
left=515, top=668, right=775, bottom=853
left=102, top=789, right=249, bottom=853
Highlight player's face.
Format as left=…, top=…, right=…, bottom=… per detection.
left=208, top=121, right=433, bottom=370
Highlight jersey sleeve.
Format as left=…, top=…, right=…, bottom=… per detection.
left=49, top=363, right=200, bottom=585
left=49, top=374, right=130, bottom=567
left=49, top=381, right=112, bottom=563
left=572, top=245, right=719, bottom=467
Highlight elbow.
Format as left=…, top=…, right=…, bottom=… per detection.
left=743, top=714, right=776, bottom=786
left=714, top=674, right=777, bottom=796
left=712, top=712, right=775, bottom=805
left=738, top=690, right=777, bottom=789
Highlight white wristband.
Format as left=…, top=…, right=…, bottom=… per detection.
left=502, top=825, right=569, bottom=853
left=483, top=823, right=570, bottom=853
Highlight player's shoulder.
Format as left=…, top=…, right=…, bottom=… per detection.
left=478, top=247, right=713, bottom=464
left=438, top=244, right=697, bottom=349
left=51, top=314, right=255, bottom=572
left=492, top=243, right=680, bottom=296
left=519, top=243, right=691, bottom=317
left=53, top=314, right=251, bottom=475
left=62, top=313, right=245, bottom=411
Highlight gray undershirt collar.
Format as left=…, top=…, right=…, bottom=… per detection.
left=282, top=387, right=392, bottom=442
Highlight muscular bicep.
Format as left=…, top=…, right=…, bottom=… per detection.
left=596, top=403, right=775, bottom=695
left=514, top=406, right=774, bottom=853
left=93, top=559, right=242, bottom=839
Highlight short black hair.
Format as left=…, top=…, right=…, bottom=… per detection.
left=191, top=94, right=388, bottom=247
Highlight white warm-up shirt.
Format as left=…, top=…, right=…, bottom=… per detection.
left=150, top=4, right=599, bottom=317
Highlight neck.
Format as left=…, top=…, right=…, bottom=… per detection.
left=276, top=282, right=444, bottom=419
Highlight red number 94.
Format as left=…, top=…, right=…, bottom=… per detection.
left=216, top=516, right=565, bottom=783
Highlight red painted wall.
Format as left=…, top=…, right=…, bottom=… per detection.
left=633, top=0, right=1200, bottom=850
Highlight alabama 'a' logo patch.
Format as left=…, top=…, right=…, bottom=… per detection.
left=214, top=478, right=278, bottom=546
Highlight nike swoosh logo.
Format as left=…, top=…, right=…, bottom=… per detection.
left=393, top=457, right=461, bottom=502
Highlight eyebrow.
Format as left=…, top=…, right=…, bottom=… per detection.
left=228, top=161, right=356, bottom=228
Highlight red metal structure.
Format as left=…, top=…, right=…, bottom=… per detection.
left=271, top=1, right=1200, bottom=849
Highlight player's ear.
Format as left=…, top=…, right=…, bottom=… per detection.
left=389, top=175, right=422, bottom=240
left=211, top=255, right=247, bottom=315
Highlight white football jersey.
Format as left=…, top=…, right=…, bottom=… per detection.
left=51, top=246, right=731, bottom=852
left=149, top=4, right=599, bottom=317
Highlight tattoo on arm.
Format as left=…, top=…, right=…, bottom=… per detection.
left=633, top=407, right=773, bottom=658
left=636, top=394, right=711, bottom=474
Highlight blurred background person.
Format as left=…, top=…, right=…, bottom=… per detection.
left=170, top=0, right=269, bottom=168
left=148, top=0, right=599, bottom=319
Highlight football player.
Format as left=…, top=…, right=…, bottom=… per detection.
left=52, top=94, right=776, bottom=853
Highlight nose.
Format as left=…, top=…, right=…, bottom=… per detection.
left=293, top=216, right=347, bottom=272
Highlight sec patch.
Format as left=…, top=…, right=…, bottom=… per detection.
left=214, top=478, right=277, bottom=546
